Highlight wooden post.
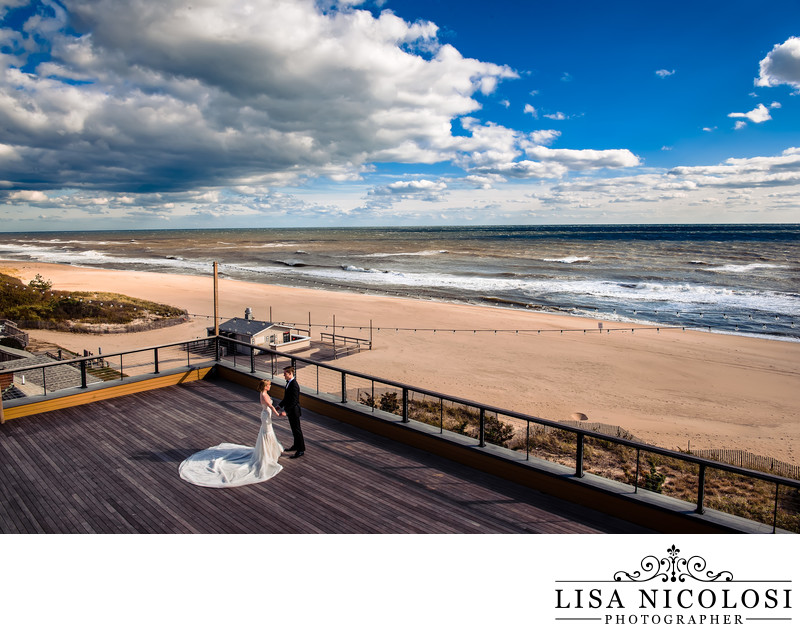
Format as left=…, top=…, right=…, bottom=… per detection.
left=213, top=261, right=219, bottom=336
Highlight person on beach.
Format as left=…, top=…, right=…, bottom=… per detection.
left=178, top=379, right=284, bottom=487
left=279, top=365, right=305, bottom=458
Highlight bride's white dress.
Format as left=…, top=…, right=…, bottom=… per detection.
left=179, top=405, right=283, bottom=488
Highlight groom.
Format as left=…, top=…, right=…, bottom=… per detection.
left=279, top=365, right=305, bottom=459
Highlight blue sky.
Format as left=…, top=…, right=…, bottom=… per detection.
left=1, top=0, right=799, bottom=230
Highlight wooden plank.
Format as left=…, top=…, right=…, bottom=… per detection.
left=0, top=378, right=651, bottom=534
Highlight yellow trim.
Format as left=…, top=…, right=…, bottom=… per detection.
left=1, top=367, right=213, bottom=421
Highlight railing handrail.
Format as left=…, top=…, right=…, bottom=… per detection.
left=0, top=336, right=217, bottom=376
left=3, top=333, right=799, bottom=493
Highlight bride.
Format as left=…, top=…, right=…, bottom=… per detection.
left=179, top=380, right=284, bottom=487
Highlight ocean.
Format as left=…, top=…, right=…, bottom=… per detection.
left=1, top=224, right=798, bottom=339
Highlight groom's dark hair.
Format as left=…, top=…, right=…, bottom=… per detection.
left=283, top=366, right=294, bottom=376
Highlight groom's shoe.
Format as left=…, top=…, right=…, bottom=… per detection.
left=290, top=450, right=305, bottom=459
left=286, top=445, right=297, bottom=452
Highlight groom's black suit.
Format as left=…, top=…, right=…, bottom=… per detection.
left=279, top=377, right=305, bottom=452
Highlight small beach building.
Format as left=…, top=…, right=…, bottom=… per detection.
left=211, top=309, right=311, bottom=354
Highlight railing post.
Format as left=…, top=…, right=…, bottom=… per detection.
left=341, top=372, right=347, bottom=403
left=215, top=337, right=220, bottom=362
left=402, top=388, right=409, bottom=423
left=250, top=347, right=256, bottom=373
left=41, top=366, right=47, bottom=395
left=154, top=347, right=160, bottom=374
left=576, top=432, right=585, bottom=477
left=119, top=354, right=124, bottom=380
left=80, top=359, right=88, bottom=389
left=526, top=422, right=530, bottom=461
left=634, top=448, right=641, bottom=492
left=696, top=464, right=706, bottom=514
left=772, top=483, right=780, bottom=534
left=479, top=408, right=486, bottom=447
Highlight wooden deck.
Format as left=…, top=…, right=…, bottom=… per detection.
left=0, top=378, right=651, bottom=533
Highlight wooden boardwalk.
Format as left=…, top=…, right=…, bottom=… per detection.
left=0, top=378, right=651, bottom=533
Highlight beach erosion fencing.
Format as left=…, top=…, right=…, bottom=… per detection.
left=688, top=449, right=800, bottom=481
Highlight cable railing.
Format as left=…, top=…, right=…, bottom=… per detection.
left=2, top=334, right=798, bottom=533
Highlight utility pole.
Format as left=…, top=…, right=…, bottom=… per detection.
left=213, top=261, right=219, bottom=336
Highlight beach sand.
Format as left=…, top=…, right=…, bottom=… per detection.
left=3, top=260, right=799, bottom=465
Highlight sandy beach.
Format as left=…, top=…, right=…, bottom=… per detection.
left=3, top=259, right=799, bottom=466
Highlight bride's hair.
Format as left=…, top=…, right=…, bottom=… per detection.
left=257, top=380, right=270, bottom=393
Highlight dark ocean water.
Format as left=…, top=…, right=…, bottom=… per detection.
left=1, top=225, right=798, bottom=339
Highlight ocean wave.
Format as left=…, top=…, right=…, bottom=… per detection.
left=708, top=263, right=783, bottom=273
left=257, top=264, right=799, bottom=314
left=341, top=265, right=383, bottom=273
left=542, top=256, right=591, bottom=264
left=361, top=250, right=448, bottom=258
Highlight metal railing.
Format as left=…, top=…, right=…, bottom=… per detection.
left=2, top=334, right=798, bottom=533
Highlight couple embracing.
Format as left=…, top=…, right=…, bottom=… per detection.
left=179, top=365, right=305, bottom=488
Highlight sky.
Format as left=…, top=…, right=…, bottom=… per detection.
left=0, top=0, right=799, bottom=231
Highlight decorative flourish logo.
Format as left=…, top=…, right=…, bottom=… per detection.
left=554, top=543, right=793, bottom=627
left=613, top=544, right=734, bottom=583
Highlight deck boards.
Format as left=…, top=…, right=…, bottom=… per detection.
left=0, top=378, right=651, bottom=534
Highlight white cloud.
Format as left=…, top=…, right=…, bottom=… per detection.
left=522, top=146, right=640, bottom=170
left=0, top=0, right=517, bottom=193
left=531, top=129, right=561, bottom=145
left=728, top=103, right=772, bottom=123
left=8, top=190, right=48, bottom=202
left=756, top=36, right=800, bottom=91
left=543, top=112, right=566, bottom=120
left=734, top=121, right=747, bottom=130
left=655, top=69, right=675, bottom=78
left=523, top=103, right=537, bottom=117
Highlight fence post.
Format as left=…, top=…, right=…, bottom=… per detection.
left=576, top=433, right=585, bottom=477
left=80, top=359, right=88, bottom=389
left=250, top=347, right=256, bottom=373
left=634, top=448, right=641, bottom=492
left=41, top=366, right=47, bottom=395
left=696, top=464, right=706, bottom=514
left=341, top=372, right=347, bottom=404
left=479, top=408, right=486, bottom=447
left=215, top=337, right=220, bottom=362
left=119, top=354, right=124, bottom=380
left=154, top=347, right=160, bottom=374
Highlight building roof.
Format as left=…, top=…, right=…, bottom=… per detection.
left=217, top=317, right=278, bottom=337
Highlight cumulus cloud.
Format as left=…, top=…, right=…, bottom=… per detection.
left=531, top=129, right=561, bottom=145
left=522, top=146, right=640, bottom=170
left=369, top=179, right=447, bottom=197
left=0, top=0, right=517, bottom=193
left=728, top=103, right=772, bottom=123
left=655, top=69, right=675, bottom=78
left=756, top=36, right=800, bottom=91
